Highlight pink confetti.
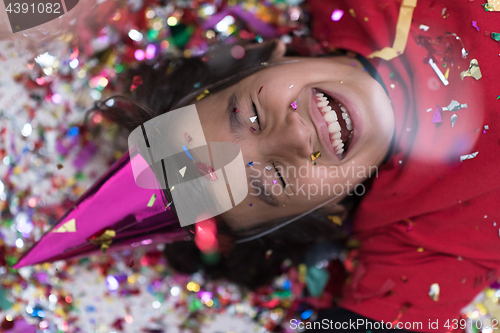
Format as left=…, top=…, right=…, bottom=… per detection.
left=331, top=9, right=344, bottom=21
left=291, top=101, right=297, bottom=110
left=273, top=180, right=278, bottom=185
left=472, top=21, right=480, bottom=31
left=432, top=105, right=442, bottom=123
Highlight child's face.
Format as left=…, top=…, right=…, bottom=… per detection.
left=195, top=54, right=395, bottom=230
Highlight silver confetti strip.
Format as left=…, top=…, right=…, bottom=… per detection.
left=460, top=151, right=479, bottom=162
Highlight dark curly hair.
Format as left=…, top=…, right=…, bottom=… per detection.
left=87, top=37, right=358, bottom=290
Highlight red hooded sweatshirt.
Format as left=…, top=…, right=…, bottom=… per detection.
left=308, top=0, right=500, bottom=330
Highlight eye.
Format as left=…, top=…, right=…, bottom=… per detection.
left=252, top=102, right=262, bottom=130
left=273, top=163, right=286, bottom=188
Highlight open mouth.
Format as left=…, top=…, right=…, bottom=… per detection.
left=314, top=89, right=354, bottom=158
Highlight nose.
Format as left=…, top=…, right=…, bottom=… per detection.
left=260, top=111, right=312, bottom=160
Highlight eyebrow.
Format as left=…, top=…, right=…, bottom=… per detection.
left=249, top=170, right=280, bottom=207
left=228, top=92, right=245, bottom=134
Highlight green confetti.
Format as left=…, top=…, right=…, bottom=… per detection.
left=491, top=32, right=500, bottom=42
left=147, top=194, right=157, bottom=207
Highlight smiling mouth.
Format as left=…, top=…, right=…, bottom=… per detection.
left=314, top=90, right=354, bottom=158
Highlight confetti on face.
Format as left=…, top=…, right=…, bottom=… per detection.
left=291, top=101, right=297, bottom=110
left=233, top=107, right=239, bottom=113
left=431, top=105, right=442, bottom=124
left=179, top=166, right=187, bottom=177
left=460, top=59, right=482, bottom=80
left=272, top=180, right=277, bottom=185
left=265, top=166, right=272, bottom=170
left=250, top=126, right=256, bottom=132
left=428, top=283, right=440, bottom=301
left=460, top=151, right=479, bottom=162
left=450, top=114, right=458, bottom=127
left=258, top=86, right=264, bottom=94
left=310, top=151, right=321, bottom=161
left=248, top=162, right=254, bottom=166
left=249, top=116, right=257, bottom=123
left=472, top=21, right=480, bottom=31
left=289, top=84, right=294, bottom=89
left=331, top=9, right=344, bottom=21
left=249, top=203, right=252, bottom=206
left=196, top=89, right=210, bottom=101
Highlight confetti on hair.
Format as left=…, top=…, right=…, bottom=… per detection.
left=472, top=21, right=480, bottom=31
left=331, top=9, right=344, bottom=21
left=184, top=132, right=193, bottom=143
left=147, top=194, right=157, bottom=207
left=179, top=166, right=187, bottom=177
left=193, top=82, right=201, bottom=88
left=442, top=100, right=467, bottom=111
left=258, top=86, right=264, bottom=94
left=460, top=59, right=482, bottom=80
left=249, top=116, right=257, bottom=123
left=460, top=151, right=479, bottom=162
left=450, top=114, right=458, bottom=127
left=419, top=24, right=429, bottom=31
left=130, top=75, right=143, bottom=92
left=310, top=151, right=321, bottom=161
left=57, top=163, right=63, bottom=169
left=431, top=105, right=442, bottom=123
left=195, top=89, right=210, bottom=101
left=327, top=215, right=342, bottom=226
left=247, top=161, right=254, bottom=166
left=429, top=283, right=440, bottom=301
left=182, top=145, right=194, bottom=160
left=250, top=126, right=256, bottom=131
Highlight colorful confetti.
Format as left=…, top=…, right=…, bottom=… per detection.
left=147, top=194, right=157, bottom=207
left=330, top=9, right=344, bottom=22
left=310, top=151, right=321, bottom=161
left=182, top=145, right=194, bottom=160
left=429, top=283, right=440, bottom=301
left=442, top=100, right=468, bottom=111
left=460, top=59, right=482, bottom=80
left=431, top=105, right=442, bottom=123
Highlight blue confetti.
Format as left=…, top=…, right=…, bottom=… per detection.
left=301, top=309, right=313, bottom=320
left=182, top=145, right=194, bottom=160
left=248, top=161, right=253, bottom=166
left=68, top=126, right=79, bottom=136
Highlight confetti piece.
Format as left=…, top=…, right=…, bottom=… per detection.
left=442, top=100, right=468, bottom=111
left=196, top=161, right=218, bottom=181
left=330, top=9, right=344, bottom=21
left=450, top=114, right=458, bottom=127
left=89, top=229, right=116, bottom=253
left=265, top=166, right=272, bottom=170
left=431, top=105, right=442, bottom=123
left=429, top=283, right=440, bottom=301
left=289, top=85, right=294, bottom=89
left=184, top=132, right=193, bottom=143
left=251, top=126, right=256, bottom=131
left=460, top=151, right=479, bottom=162
left=428, top=58, right=449, bottom=86
left=484, top=0, right=500, bottom=10
left=130, top=75, right=143, bottom=92
left=249, top=116, right=257, bottom=123
left=460, top=59, right=482, bottom=80
left=248, top=161, right=254, bottom=166
left=417, top=247, right=424, bottom=252
left=179, top=166, right=187, bottom=177
left=233, top=107, right=239, bottom=112
left=426, top=108, right=433, bottom=112
left=258, top=86, right=264, bottom=94
left=147, top=194, right=157, bottom=207
left=349, top=8, right=356, bottom=17
left=193, top=82, right=201, bottom=88
left=327, top=215, right=342, bottom=226
left=53, top=218, right=77, bottom=233
left=195, top=89, right=210, bottom=101
left=444, top=68, right=450, bottom=80
left=419, top=24, right=429, bottom=31
left=310, top=151, right=321, bottom=161
left=491, top=32, right=500, bottom=41
left=484, top=125, right=489, bottom=130
left=249, top=203, right=252, bottom=206
left=182, top=145, right=194, bottom=160
left=57, top=163, right=63, bottom=169
left=472, top=21, right=480, bottom=31
left=291, top=101, right=297, bottom=110
left=273, top=180, right=278, bottom=185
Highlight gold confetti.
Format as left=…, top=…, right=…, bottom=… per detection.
left=417, top=247, right=424, bottom=252
left=349, top=8, right=356, bottom=17
left=89, top=229, right=116, bottom=253
left=429, top=283, right=440, bottom=301
left=53, top=218, right=76, bottom=233
left=195, top=89, right=210, bottom=101
left=310, top=151, right=321, bottom=161
left=444, top=68, right=450, bottom=80
left=327, top=215, right=342, bottom=226
left=460, top=59, right=482, bottom=80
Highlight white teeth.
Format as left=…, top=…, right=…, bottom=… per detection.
left=321, top=106, right=332, bottom=113
left=335, top=146, right=344, bottom=155
left=340, top=106, right=346, bottom=112
left=332, top=139, right=342, bottom=146
left=328, top=122, right=341, bottom=133
left=315, top=93, right=324, bottom=98
left=324, top=111, right=337, bottom=123
left=346, top=123, right=353, bottom=131
left=331, top=131, right=341, bottom=140
left=345, top=118, right=351, bottom=125
left=342, top=112, right=348, bottom=119
left=317, top=100, right=328, bottom=108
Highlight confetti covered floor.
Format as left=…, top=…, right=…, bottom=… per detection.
left=1, top=0, right=500, bottom=332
